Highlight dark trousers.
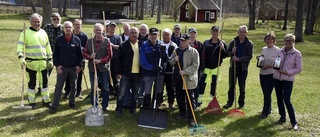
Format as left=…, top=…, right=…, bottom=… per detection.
left=227, top=66, right=248, bottom=106
left=109, top=60, right=119, bottom=95
left=175, top=79, right=196, bottom=121
left=116, top=74, right=140, bottom=112
left=198, top=73, right=217, bottom=97
left=26, top=68, right=48, bottom=89
left=162, top=74, right=175, bottom=104
left=274, top=79, right=297, bottom=125
left=52, top=67, right=77, bottom=108
left=65, top=64, right=84, bottom=96
left=260, top=74, right=274, bottom=115
left=194, top=73, right=206, bottom=106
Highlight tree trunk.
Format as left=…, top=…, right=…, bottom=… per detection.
left=151, top=0, right=155, bottom=17
left=248, top=0, right=256, bottom=30
left=156, top=0, right=161, bottom=23
left=58, top=0, right=62, bottom=15
left=305, top=0, right=319, bottom=35
left=282, top=0, right=289, bottom=30
left=295, top=0, right=304, bottom=42
left=28, top=0, right=37, bottom=13
left=139, top=0, right=145, bottom=20
left=135, top=0, right=139, bottom=18
left=42, top=0, right=52, bottom=26
left=62, top=0, right=68, bottom=16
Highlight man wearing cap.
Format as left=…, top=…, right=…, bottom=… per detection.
left=63, top=19, right=88, bottom=99
left=199, top=26, right=228, bottom=107
left=160, top=28, right=178, bottom=109
left=140, top=28, right=168, bottom=108
left=223, top=25, right=253, bottom=109
left=107, top=22, right=123, bottom=99
left=105, top=20, right=111, bottom=34
left=169, top=34, right=199, bottom=127
left=188, top=28, right=205, bottom=109
left=171, top=24, right=182, bottom=46
left=121, top=23, right=130, bottom=41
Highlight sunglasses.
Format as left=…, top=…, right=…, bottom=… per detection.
left=52, top=18, right=60, bottom=21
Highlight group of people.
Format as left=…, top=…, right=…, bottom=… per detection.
left=17, top=13, right=302, bottom=130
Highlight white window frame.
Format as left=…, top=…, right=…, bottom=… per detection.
left=186, top=12, right=189, bottom=18
left=211, top=12, right=215, bottom=19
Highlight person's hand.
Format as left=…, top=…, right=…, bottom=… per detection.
left=179, top=70, right=185, bottom=76
left=278, top=70, right=287, bottom=75
left=117, top=74, right=122, bottom=79
left=174, top=56, right=179, bottom=62
left=20, top=58, right=26, bottom=69
left=152, top=66, right=162, bottom=73
left=90, top=53, right=96, bottom=59
left=75, top=66, right=81, bottom=74
left=57, top=65, right=63, bottom=74
left=94, top=59, right=101, bottom=64
left=262, top=65, right=272, bottom=70
left=47, top=60, right=53, bottom=69
left=219, top=42, right=224, bottom=49
left=232, top=47, right=237, bottom=54
left=232, top=56, right=240, bottom=61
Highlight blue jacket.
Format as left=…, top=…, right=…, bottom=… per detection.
left=53, top=34, right=83, bottom=68
left=140, top=40, right=168, bottom=76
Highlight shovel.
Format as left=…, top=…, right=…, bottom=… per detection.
left=85, top=33, right=104, bottom=126
left=138, top=50, right=168, bottom=130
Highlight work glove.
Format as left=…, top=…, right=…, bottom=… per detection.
left=47, top=60, right=53, bottom=69
left=20, top=58, right=26, bottom=69
left=152, top=66, right=162, bottom=73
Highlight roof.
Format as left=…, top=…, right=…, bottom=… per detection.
left=178, top=0, right=220, bottom=11
left=79, top=0, right=135, bottom=5
left=258, top=1, right=296, bottom=11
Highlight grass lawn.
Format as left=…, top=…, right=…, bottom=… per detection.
left=0, top=14, right=319, bottom=137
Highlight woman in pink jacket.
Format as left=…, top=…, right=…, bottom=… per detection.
left=273, top=34, right=302, bottom=131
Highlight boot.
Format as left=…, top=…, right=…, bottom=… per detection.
left=143, top=94, right=151, bottom=108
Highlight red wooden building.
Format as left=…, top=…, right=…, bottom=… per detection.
left=178, top=0, right=220, bottom=22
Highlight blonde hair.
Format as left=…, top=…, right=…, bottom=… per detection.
left=94, top=23, right=104, bottom=30
left=283, top=33, right=296, bottom=41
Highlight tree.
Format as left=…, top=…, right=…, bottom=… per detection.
left=305, top=0, right=319, bottom=35
left=42, top=0, right=52, bottom=26
left=282, top=0, right=289, bottom=30
left=58, top=0, right=62, bottom=15
left=62, top=0, right=68, bottom=16
left=295, top=0, right=303, bottom=42
left=135, top=0, right=140, bottom=18
left=172, top=0, right=183, bottom=21
left=151, top=0, right=155, bottom=17
left=247, top=0, right=256, bottom=30
left=27, top=0, right=37, bottom=13
left=156, top=0, right=162, bottom=23
left=139, top=0, right=145, bottom=20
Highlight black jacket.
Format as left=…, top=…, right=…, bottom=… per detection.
left=114, top=40, right=141, bottom=77
left=203, top=38, right=228, bottom=69
left=227, top=36, right=253, bottom=71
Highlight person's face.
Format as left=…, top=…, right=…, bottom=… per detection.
left=162, top=32, right=171, bottom=43
left=180, top=39, right=190, bottom=48
left=63, top=23, right=73, bottom=35
left=129, top=29, right=139, bottom=41
left=265, top=36, right=275, bottom=46
left=139, top=26, right=147, bottom=35
left=238, top=28, right=247, bottom=39
left=73, top=20, right=81, bottom=31
left=189, top=32, right=197, bottom=39
left=124, top=25, right=130, bottom=33
left=30, top=17, right=42, bottom=30
left=211, top=30, right=219, bottom=39
left=108, top=25, right=116, bottom=34
left=51, top=16, right=61, bottom=26
left=149, top=33, right=158, bottom=43
left=284, top=38, right=294, bottom=48
left=174, top=28, right=181, bottom=36
left=94, top=26, right=103, bottom=37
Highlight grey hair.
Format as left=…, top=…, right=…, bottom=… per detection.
left=63, top=21, right=73, bottom=28
left=238, top=25, right=248, bottom=32
left=74, top=19, right=83, bottom=24
left=129, top=27, right=139, bottom=33
left=123, top=23, right=130, bottom=28
left=162, top=28, right=172, bottom=36
left=94, top=23, right=104, bottom=30
left=283, top=33, right=296, bottom=41
left=139, top=23, right=148, bottom=29
left=29, top=13, right=42, bottom=21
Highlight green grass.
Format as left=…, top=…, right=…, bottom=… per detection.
left=0, top=14, right=319, bottom=137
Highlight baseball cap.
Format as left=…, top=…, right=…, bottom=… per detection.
left=180, top=34, right=190, bottom=41
left=105, top=20, right=111, bottom=26
left=174, top=24, right=181, bottom=29
left=211, top=26, right=220, bottom=31
left=189, top=28, right=197, bottom=33
left=109, top=22, right=117, bottom=26
left=149, top=28, right=159, bottom=34
left=51, top=13, right=61, bottom=17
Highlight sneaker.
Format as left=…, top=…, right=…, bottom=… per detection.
left=102, top=107, right=109, bottom=112
left=223, top=103, right=232, bottom=109
left=69, top=103, right=76, bottom=109
left=275, top=118, right=286, bottom=124
left=49, top=107, right=57, bottom=114
left=292, top=124, right=299, bottom=131
left=116, top=111, right=122, bottom=117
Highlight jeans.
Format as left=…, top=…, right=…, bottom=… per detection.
left=89, top=71, right=109, bottom=109
left=227, top=66, right=248, bottom=107
left=260, top=74, right=274, bottom=115
left=274, top=79, right=297, bottom=125
left=116, top=74, right=140, bottom=112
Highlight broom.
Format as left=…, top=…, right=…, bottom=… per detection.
left=13, top=22, right=32, bottom=109
left=227, top=40, right=245, bottom=117
left=204, top=22, right=225, bottom=115
left=174, top=50, right=206, bottom=135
